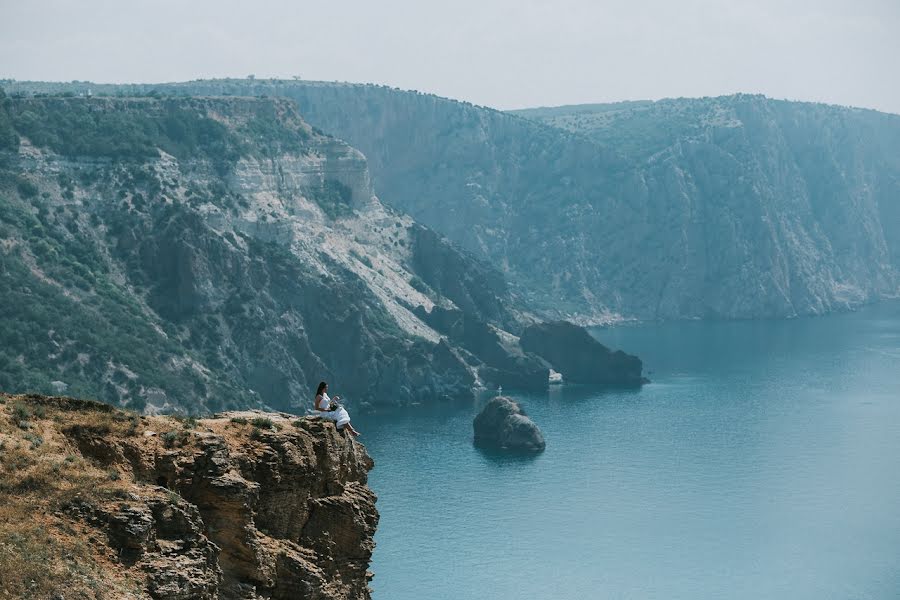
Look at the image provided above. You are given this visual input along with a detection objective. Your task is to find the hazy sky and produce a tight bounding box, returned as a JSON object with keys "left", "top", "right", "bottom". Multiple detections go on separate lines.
{"left": 2, "top": 0, "right": 899, "bottom": 113}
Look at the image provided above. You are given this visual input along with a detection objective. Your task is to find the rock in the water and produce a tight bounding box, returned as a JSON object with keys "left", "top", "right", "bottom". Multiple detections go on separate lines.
{"left": 520, "top": 321, "right": 646, "bottom": 386}
{"left": 473, "top": 397, "right": 545, "bottom": 453}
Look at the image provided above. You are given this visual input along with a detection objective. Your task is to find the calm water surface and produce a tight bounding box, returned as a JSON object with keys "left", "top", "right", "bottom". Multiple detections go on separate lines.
{"left": 361, "top": 303, "right": 900, "bottom": 599}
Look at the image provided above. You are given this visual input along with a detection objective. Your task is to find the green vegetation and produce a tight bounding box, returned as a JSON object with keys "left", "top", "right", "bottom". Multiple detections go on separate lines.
{"left": 15, "top": 176, "right": 37, "bottom": 198}
{"left": 174, "top": 415, "right": 198, "bottom": 429}
{"left": 161, "top": 430, "right": 180, "bottom": 448}
{"left": 250, "top": 417, "right": 274, "bottom": 429}
{"left": 240, "top": 100, "right": 310, "bottom": 153}
{"left": 0, "top": 134, "right": 258, "bottom": 413}
{"left": 3, "top": 96, "right": 242, "bottom": 164}
{"left": 0, "top": 89, "right": 19, "bottom": 151}
{"left": 313, "top": 178, "right": 354, "bottom": 219}
{"left": 0, "top": 90, "right": 427, "bottom": 415}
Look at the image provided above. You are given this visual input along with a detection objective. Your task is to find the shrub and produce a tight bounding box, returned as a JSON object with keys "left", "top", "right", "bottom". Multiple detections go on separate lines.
{"left": 125, "top": 415, "right": 139, "bottom": 435}
{"left": 161, "top": 430, "right": 179, "bottom": 448}
{"left": 230, "top": 416, "right": 248, "bottom": 425}
{"left": 16, "top": 177, "right": 38, "bottom": 198}
{"left": 174, "top": 414, "right": 198, "bottom": 430}
{"left": 11, "top": 402, "right": 31, "bottom": 421}
{"left": 313, "top": 179, "right": 354, "bottom": 219}
{"left": 250, "top": 417, "right": 273, "bottom": 429}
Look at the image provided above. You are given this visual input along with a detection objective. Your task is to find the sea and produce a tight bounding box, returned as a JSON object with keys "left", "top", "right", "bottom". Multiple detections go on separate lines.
{"left": 362, "top": 301, "right": 900, "bottom": 599}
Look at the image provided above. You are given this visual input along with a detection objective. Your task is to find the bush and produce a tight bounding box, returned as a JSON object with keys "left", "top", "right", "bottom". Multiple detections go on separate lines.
{"left": 161, "top": 430, "right": 179, "bottom": 448}
{"left": 12, "top": 403, "right": 31, "bottom": 421}
{"left": 174, "top": 414, "right": 197, "bottom": 430}
{"left": 16, "top": 177, "right": 38, "bottom": 198}
{"left": 313, "top": 179, "right": 354, "bottom": 219}
{"left": 250, "top": 417, "right": 273, "bottom": 429}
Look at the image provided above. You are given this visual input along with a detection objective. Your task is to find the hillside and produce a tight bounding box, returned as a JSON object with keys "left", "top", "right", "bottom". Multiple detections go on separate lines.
{"left": 284, "top": 86, "right": 900, "bottom": 320}
{"left": 0, "top": 90, "right": 644, "bottom": 413}
{"left": 23, "top": 80, "right": 897, "bottom": 320}
{"left": 0, "top": 393, "right": 377, "bottom": 599}
{"left": 0, "top": 92, "right": 501, "bottom": 413}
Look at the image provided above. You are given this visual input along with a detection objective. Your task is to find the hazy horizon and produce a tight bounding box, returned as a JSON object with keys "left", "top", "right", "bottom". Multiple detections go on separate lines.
{"left": 2, "top": 1, "right": 899, "bottom": 114}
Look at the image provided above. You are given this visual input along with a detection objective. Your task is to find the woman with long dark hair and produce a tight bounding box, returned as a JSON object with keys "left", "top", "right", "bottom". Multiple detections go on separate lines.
{"left": 314, "top": 381, "right": 360, "bottom": 436}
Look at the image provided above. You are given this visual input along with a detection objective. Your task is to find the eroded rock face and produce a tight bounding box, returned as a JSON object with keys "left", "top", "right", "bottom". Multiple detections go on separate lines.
{"left": 9, "top": 81, "right": 900, "bottom": 320}
{"left": 16, "top": 395, "right": 380, "bottom": 600}
{"left": 473, "top": 397, "right": 545, "bottom": 453}
{"left": 417, "top": 306, "right": 550, "bottom": 392}
{"left": 0, "top": 94, "right": 492, "bottom": 413}
{"left": 520, "top": 321, "right": 645, "bottom": 386}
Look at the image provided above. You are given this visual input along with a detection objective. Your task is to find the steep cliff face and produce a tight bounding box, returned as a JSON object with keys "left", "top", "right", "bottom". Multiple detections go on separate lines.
{"left": 285, "top": 87, "right": 900, "bottom": 320}
{"left": 515, "top": 96, "right": 900, "bottom": 318}
{"left": 0, "top": 94, "right": 510, "bottom": 412}
{"left": 0, "top": 393, "right": 378, "bottom": 599}
{"left": 6, "top": 81, "right": 900, "bottom": 320}
{"left": 51, "top": 80, "right": 898, "bottom": 320}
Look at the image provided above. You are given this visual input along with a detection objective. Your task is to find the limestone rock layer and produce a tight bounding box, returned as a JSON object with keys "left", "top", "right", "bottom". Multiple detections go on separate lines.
{"left": 0, "top": 394, "right": 379, "bottom": 600}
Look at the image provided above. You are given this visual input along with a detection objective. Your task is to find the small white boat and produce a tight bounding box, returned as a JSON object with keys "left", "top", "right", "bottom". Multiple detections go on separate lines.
{"left": 548, "top": 369, "right": 563, "bottom": 385}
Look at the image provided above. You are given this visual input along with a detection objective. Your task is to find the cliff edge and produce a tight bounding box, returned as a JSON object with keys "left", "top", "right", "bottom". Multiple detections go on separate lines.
{"left": 0, "top": 393, "right": 378, "bottom": 599}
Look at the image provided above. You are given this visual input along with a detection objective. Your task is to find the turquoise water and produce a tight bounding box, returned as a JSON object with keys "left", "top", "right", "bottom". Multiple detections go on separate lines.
{"left": 362, "top": 302, "right": 900, "bottom": 599}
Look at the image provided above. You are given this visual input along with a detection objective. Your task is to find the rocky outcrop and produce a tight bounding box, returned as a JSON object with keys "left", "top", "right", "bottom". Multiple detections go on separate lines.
{"left": 408, "top": 225, "right": 515, "bottom": 328}
{"left": 473, "top": 396, "right": 545, "bottom": 453}
{"left": 417, "top": 306, "right": 549, "bottom": 392}
{"left": 520, "top": 321, "right": 645, "bottom": 386}
{"left": 0, "top": 393, "right": 378, "bottom": 600}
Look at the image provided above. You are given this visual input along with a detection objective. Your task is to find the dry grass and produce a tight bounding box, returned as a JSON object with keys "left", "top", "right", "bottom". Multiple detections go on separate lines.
{"left": 0, "top": 504, "right": 102, "bottom": 599}
{"left": 0, "top": 395, "right": 321, "bottom": 599}
{"left": 0, "top": 394, "right": 147, "bottom": 599}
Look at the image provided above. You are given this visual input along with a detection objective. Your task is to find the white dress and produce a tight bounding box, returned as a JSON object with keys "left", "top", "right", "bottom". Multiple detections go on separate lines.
{"left": 317, "top": 392, "right": 351, "bottom": 428}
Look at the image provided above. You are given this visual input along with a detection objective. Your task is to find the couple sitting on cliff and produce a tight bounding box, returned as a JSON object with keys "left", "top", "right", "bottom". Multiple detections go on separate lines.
{"left": 314, "top": 381, "right": 361, "bottom": 437}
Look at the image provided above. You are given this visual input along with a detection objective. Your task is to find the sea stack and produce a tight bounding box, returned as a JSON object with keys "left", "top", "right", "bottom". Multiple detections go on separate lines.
{"left": 473, "top": 396, "right": 545, "bottom": 453}
{"left": 520, "top": 321, "right": 647, "bottom": 386}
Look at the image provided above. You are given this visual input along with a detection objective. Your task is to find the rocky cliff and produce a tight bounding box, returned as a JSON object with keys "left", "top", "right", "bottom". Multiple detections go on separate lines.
{"left": 40, "top": 80, "right": 897, "bottom": 321}
{"left": 513, "top": 96, "right": 900, "bottom": 318}
{"left": 0, "top": 393, "right": 378, "bottom": 599}
{"left": 0, "top": 92, "right": 537, "bottom": 413}
{"left": 284, "top": 87, "right": 900, "bottom": 321}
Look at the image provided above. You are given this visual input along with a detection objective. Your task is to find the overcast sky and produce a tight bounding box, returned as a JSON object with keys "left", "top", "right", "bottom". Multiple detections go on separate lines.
{"left": 2, "top": 0, "right": 898, "bottom": 113}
